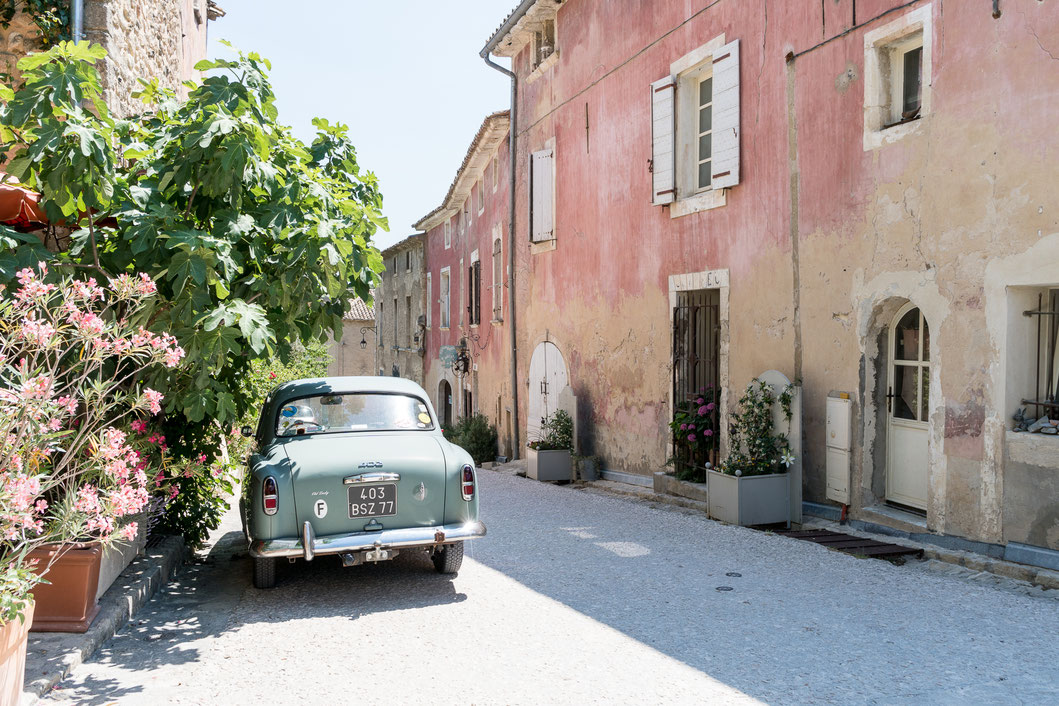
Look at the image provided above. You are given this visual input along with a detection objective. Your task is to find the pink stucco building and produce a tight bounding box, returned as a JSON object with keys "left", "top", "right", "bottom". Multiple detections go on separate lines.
{"left": 468, "top": 0, "right": 1059, "bottom": 568}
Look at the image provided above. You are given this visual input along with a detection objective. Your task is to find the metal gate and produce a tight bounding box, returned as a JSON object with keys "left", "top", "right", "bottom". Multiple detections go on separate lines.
{"left": 672, "top": 289, "right": 720, "bottom": 480}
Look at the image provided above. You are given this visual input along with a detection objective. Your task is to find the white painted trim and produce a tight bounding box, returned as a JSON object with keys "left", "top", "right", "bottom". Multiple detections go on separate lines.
{"left": 526, "top": 49, "right": 559, "bottom": 84}
{"left": 670, "top": 34, "right": 726, "bottom": 78}
{"left": 863, "top": 4, "right": 932, "bottom": 151}
{"left": 670, "top": 188, "right": 727, "bottom": 218}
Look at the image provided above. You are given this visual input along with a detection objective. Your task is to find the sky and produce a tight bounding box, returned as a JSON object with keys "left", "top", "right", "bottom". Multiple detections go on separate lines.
{"left": 206, "top": 1, "right": 514, "bottom": 251}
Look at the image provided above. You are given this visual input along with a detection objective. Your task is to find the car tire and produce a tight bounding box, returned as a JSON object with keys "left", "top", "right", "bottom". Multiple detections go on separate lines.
{"left": 253, "top": 556, "right": 276, "bottom": 589}
{"left": 432, "top": 541, "right": 464, "bottom": 574}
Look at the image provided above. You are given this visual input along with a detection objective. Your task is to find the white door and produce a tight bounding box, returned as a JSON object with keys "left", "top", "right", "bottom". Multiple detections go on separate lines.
{"left": 527, "top": 342, "right": 568, "bottom": 444}
{"left": 886, "top": 304, "right": 930, "bottom": 510}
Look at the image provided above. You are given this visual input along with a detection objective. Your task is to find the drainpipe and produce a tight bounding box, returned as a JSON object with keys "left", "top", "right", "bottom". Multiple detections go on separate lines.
{"left": 480, "top": 49, "right": 520, "bottom": 460}
{"left": 71, "top": 0, "right": 84, "bottom": 42}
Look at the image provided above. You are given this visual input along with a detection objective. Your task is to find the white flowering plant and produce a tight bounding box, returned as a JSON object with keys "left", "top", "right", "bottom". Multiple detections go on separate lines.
{"left": 720, "top": 379, "right": 797, "bottom": 477}
{"left": 0, "top": 264, "right": 187, "bottom": 623}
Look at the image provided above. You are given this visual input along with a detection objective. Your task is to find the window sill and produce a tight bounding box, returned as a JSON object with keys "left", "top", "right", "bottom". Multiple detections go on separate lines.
{"left": 439, "top": 326, "right": 450, "bottom": 331}
{"left": 491, "top": 318, "right": 503, "bottom": 326}
{"left": 669, "top": 189, "right": 726, "bottom": 219}
{"left": 530, "top": 238, "right": 557, "bottom": 255}
{"left": 526, "top": 50, "right": 559, "bottom": 85}
{"left": 863, "top": 114, "right": 925, "bottom": 151}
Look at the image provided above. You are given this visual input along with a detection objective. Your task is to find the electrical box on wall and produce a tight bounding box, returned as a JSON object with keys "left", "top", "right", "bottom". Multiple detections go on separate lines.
{"left": 825, "top": 396, "right": 851, "bottom": 504}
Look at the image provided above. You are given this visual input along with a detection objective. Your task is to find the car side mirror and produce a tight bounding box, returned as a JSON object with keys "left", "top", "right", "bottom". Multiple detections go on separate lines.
{"left": 241, "top": 426, "right": 254, "bottom": 438}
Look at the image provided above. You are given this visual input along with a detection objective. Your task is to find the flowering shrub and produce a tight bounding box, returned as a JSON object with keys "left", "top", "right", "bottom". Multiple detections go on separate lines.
{"left": 720, "top": 379, "right": 797, "bottom": 478}
{"left": 527, "top": 409, "right": 574, "bottom": 451}
{"left": 0, "top": 265, "right": 185, "bottom": 623}
{"left": 668, "top": 386, "right": 718, "bottom": 481}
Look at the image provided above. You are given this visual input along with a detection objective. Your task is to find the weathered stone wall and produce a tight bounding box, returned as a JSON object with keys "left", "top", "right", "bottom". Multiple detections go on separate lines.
{"left": 327, "top": 319, "right": 377, "bottom": 378}
{"left": 0, "top": 8, "right": 39, "bottom": 83}
{"left": 84, "top": 0, "right": 208, "bottom": 117}
{"left": 378, "top": 237, "right": 426, "bottom": 386}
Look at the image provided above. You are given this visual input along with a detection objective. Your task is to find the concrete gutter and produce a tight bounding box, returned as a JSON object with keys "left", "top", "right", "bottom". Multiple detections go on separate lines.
{"left": 21, "top": 536, "right": 186, "bottom": 705}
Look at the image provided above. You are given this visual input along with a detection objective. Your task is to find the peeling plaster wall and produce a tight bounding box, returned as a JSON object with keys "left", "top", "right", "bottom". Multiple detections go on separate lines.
{"left": 510, "top": 0, "right": 797, "bottom": 477}
{"left": 497, "top": 0, "right": 1059, "bottom": 552}
{"left": 423, "top": 137, "right": 513, "bottom": 455}
{"left": 792, "top": 0, "right": 1059, "bottom": 548}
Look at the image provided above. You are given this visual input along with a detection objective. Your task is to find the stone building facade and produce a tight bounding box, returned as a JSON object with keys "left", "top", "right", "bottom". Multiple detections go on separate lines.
{"left": 416, "top": 112, "right": 513, "bottom": 449}
{"left": 326, "top": 298, "right": 376, "bottom": 378}
{"left": 0, "top": 1, "right": 223, "bottom": 117}
{"left": 477, "top": 0, "right": 1059, "bottom": 568}
{"left": 376, "top": 235, "right": 426, "bottom": 385}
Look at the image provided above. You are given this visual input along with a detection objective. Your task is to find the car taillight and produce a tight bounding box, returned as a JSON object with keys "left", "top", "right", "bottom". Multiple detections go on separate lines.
{"left": 461, "top": 464, "right": 475, "bottom": 501}
{"left": 263, "top": 476, "right": 278, "bottom": 515}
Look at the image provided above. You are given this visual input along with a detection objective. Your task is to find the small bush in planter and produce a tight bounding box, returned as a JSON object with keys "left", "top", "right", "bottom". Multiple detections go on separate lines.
{"left": 667, "top": 386, "right": 718, "bottom": 482}
{"left": 442, "top": 414, "right": 498, "bottom": 465}
{"left": 527, "top": 409, "right": 573, "bottom": 451}
{"left": 720, "top": 379, "right": 797, "bottom": 477}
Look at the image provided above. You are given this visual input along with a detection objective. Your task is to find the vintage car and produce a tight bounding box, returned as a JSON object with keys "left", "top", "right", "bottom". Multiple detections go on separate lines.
{"left": 240, "top": 376, "right": 486, "bottom": 588}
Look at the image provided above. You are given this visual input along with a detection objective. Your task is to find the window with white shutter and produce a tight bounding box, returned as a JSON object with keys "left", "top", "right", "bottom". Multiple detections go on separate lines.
{"left": 426, "top": 273, "right": 432, "bottom": 329}
{"left": 653, "top": 36, "right": 740, "bottom": 216}
{"left": 529, "top": 148, "right": 555, "bottom": 242}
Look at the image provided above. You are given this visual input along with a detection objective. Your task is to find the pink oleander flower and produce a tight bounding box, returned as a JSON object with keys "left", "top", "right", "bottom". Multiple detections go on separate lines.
{"left": 34, "top": 499, "right": 47, "bottom": 513}
{"left": 136, "top": 273, "right": 157, "bottom": 296}
{"left": 130, "top": 420, "right": 148, "bottom": 434}
{"left": 163, "top": 347, "right": 184, "bottom": 368}
{"left": 56, "top": 395, "right": 78, "bottom": 415}
{"left": 21, "top": 374, "right": 53, "bottom": 400}
{"left": 20, "top": 316, "right": 57, "bottom": 347}
{"left": 118, "top": 522, "right": 138, "bottom": 541}
{"left": 74, "top": 484, "right": 102, "bottom": 514}
{"left": 143, "top": 388, "right": 163, "bottom": 415}
{"left": 197, "top": 453, "right": 207, "bottom": 464}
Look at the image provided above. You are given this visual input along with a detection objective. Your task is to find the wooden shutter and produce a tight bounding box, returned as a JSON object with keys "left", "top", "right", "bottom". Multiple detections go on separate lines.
{"left": 651, "top": 76, "right": 676, "bottom": 205}
{"left": 473, "top": 261, "right": 481, "bottom": 325}
{"left": 530, "top": 148, "right": 554, "bottom": 242}
{"left": 711, "top": 39, "right": 740, "bottom": 189}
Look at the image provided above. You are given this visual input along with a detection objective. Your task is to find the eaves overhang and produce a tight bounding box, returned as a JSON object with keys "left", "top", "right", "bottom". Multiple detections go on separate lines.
{"left": 481, "top": 0, "right": 563, "bottom": 59}
{"left": 413, "top": 111, "right": 511, "bottom": 233}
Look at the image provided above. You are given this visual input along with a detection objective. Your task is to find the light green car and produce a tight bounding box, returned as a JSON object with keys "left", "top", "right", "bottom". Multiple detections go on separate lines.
{"left": 240, "top": 377, "right": 486, "bottom": 589}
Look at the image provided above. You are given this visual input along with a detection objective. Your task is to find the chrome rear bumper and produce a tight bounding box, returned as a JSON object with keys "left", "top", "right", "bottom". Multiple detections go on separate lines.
{"left": 249, "top": 521, "right": 487, "bottom": 560}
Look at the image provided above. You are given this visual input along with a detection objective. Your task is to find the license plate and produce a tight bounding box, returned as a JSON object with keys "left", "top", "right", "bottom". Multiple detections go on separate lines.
{"left": 347, "top": 483, "right": 397, "bottom": 518}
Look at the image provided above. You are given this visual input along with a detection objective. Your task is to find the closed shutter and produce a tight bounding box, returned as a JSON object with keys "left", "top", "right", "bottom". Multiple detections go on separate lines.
{"left": 711, "top": 39, "right": 740, "bottom": 189}
{"left": 426, "top": 273, "right": 431, "bottom": 328}
{"left": 530, "top": 148, "right": 554, "bottom": 242}
{"left": 651, "top": 76, "right": 676, "bottom": 205}
{"left": 473, "top": 261, "right": 481, "bottom": 325}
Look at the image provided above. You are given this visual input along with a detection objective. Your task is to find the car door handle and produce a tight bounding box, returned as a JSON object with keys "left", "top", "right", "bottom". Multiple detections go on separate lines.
{"left": 344, "top": 472, "right": 401, "bottom": 484}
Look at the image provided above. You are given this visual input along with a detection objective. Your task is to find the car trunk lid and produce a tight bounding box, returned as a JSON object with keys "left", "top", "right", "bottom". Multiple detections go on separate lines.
{"left": 282, "top": 433, "right": 448, "bottom": 536}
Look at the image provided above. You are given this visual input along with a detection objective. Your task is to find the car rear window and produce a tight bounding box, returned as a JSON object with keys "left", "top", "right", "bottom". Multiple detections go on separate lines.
{"left": 276, "top": 393, "right": 435, "bottom": 437}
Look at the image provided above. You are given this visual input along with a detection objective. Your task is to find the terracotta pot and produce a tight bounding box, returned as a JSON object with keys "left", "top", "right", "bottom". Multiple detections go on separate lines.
{"left": 0, "top": 600, "right": 33, "bottom": 706}
{"left": 27, "top": 544, "right": 102, "bottom": 633}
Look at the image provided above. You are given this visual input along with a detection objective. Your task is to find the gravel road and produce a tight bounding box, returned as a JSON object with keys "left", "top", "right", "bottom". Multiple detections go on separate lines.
{"left": 44, "top": 470, "right": 1059, "bottom": 705}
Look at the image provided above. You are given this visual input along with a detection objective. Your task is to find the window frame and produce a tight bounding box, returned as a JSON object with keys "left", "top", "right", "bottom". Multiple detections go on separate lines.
{"left": 492, "top": 228, "right": 503, "bottom": 322}
{"left": 439, "top": 267, "right": 451, "bottom": 329}
{"left": 863, "top": 4, "right": 932, "bottom": 150}
{"left": 444, "top": 220, "right": 451, "bottom": 249}
{"left": 426, "top": 272, "right": 432, "bottom": 329}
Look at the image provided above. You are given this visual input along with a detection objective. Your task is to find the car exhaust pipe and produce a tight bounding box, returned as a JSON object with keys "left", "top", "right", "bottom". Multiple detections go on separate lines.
{"left": 302, "top": 521, "right": 316, "bottom": 562}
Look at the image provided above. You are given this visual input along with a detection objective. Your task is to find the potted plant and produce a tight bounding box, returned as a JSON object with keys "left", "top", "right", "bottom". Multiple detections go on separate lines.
{"left": 708, "top": 378, "right": 798, "bottom": 526}
{"left": 0, "top": 265, "right": 189, "bottom": 639}
{"left": 526, "top": 409, "right": 573, "bottom": 481}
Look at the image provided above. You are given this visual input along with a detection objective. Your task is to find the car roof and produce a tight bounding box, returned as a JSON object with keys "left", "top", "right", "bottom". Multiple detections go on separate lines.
{"left": 271, "top": 376, "right": 430, "bottom": 403}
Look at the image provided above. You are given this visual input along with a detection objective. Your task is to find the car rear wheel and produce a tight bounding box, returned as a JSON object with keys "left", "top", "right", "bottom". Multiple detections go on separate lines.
{"left": 253, "top": 556, "right": 276, "bottom": 589}
{"left": 432, "top": 542, "right": 464, "bottom": 574}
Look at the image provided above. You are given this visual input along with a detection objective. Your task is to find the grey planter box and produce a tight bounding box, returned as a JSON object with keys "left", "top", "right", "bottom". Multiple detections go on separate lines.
{"left": 653, "top": 472, "right": 709, "bottom": 503}
{"left": 527, "top": 447, "right": 572, "bottom": 482}
{"left": 707, "top": 470, "right": 790, "bottom": 527}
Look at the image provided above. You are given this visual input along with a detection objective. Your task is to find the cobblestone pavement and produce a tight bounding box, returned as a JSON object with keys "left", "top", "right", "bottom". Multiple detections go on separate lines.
{"left": 44, "top": 470, "right": 1059, "bottom": 705}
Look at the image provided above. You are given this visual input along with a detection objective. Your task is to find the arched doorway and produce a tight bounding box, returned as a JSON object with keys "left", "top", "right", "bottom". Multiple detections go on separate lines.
{"left": 885, "top": 303, "right": 930, "bottom": 511}
{"left": 527, "top": 341, "right": 569, "bottom": 444}
{"left": 438, "top": 379, "right": 453, "bottom": 429}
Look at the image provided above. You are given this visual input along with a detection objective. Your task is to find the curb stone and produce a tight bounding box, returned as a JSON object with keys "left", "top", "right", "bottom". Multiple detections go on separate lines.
{"left": 21, "top": 535, "right": 185, "bottom": 705}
